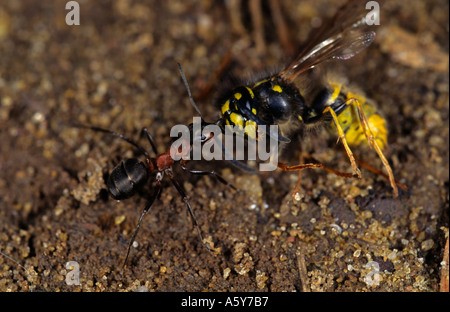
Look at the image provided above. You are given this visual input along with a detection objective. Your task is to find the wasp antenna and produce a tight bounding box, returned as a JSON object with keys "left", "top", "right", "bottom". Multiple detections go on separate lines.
{"left": 177, "top": 62, "right": 204, "bottom": 121}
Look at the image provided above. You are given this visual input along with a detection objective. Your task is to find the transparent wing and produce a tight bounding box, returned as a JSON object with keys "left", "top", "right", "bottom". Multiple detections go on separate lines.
{"left": 278, "top": 0, "right": 381, "bottom": 82}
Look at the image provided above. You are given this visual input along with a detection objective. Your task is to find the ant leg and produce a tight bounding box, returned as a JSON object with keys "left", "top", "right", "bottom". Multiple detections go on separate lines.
{"left": 121, "top": 184, "right": 162, "bottom": 278}
{"left": 76, "top": 125, "right": 151, "bottom": 159}
{"left": 219, "top": 134, "right": 259, "bottom": 174}
{"left": 322, "top": 106, "right": 362, "bottom": 179}
{"left": 229, "top": 159, "right": 258, "bottom": 174}
{"left": 141, "top": 128, "right": 159, "bottom": 156}
{"left": 168, "top": 173, "right": 209, "bottom": 251}
{"left": 180, "top": 161, "right": 238, "bottom": 191}
{"left": 345, "top": 98, "right": 399, "bottom": 197}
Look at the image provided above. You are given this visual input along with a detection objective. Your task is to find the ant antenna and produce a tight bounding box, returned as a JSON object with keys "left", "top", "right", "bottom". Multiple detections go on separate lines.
{"left": 177, "top": 62, "right": 204, "bottom": 121}
{"left": 76, "top": 125, "right": 152, "bottom": 159}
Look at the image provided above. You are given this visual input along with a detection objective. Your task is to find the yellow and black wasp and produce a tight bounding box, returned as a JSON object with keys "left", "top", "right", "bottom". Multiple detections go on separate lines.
{"left": 216, "top": 0, "right": 406, "bottom": 197}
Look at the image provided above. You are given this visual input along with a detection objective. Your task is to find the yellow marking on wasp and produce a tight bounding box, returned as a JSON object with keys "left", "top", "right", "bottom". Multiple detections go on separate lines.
{"left": 234, "top": 92, "right": 242, "bottom": 100}
{"left": 346, "top": 91, "right": 366, "bottom": 105}
{"left": 252, "top": 108, "right": 257, "bottom": 115}
{"left": 253, "top": 79, "right": 268, "bottom": 88}
{"left": 221, "top": 100, "right": 230, "bottom": 115}
{"left": 328, "top": 83, "right": 342, "bottom": 105}
{"left": 337, "top": 95, "right": 386, "bottom": 149}
{"left": 322, "top": 105, "right": 362, "bottom": 178}
{"left": 245, "top": 86, "right": 255, "bottom": 99}
{"left": 344, "top": 123, "right": 365, "bottom": 147}
{"left": 230, "top": 112, "right": 244, "bottom": 130}
{"left": 272, "top": 85, "right": 282, "bottom": 93}
{"left": 244, "top": 120, "right": 257, "bottom": 139}
{"left": 367, "top": 113, "right": 387, "bottom": 150}
{"left": 335, "top": 95, "right": 398, "bottom": 197}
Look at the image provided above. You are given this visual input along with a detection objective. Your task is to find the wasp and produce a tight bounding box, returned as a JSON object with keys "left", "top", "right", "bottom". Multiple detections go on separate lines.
{"left": 216, "top": 0, "right": 405, "bottom": 197}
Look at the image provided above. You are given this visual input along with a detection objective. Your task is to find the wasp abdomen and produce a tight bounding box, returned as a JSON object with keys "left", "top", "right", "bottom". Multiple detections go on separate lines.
{"left": 107, "top": 158, "right": 149, "bottom": 200}
{"left": 311, "top": 83, "right": 388, "bottom": 150}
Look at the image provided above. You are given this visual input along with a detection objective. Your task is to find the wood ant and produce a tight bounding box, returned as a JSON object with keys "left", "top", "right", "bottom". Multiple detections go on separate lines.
{"left": 78, "top": 64, "right": 236, "bottom": 276}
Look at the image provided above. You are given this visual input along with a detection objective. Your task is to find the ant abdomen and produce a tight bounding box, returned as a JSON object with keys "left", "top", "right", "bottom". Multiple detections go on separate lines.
{"left": 107, "top": 158, "right": 149, "bottom": 200}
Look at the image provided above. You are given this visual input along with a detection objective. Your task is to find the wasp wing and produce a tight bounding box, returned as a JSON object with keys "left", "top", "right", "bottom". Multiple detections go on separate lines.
{"left": 278, "top": 0, "right": 381, "bottom": 82}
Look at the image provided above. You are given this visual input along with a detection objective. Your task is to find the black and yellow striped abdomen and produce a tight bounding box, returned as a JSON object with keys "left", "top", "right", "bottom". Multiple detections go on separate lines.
{"left": 311, "top": 82, "right": 388, "bottom": 150}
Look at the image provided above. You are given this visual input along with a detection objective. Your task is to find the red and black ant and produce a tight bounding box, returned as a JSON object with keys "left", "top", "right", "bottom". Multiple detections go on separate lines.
{"left": 78, "top": 64, "right": 236, "bottom": 275}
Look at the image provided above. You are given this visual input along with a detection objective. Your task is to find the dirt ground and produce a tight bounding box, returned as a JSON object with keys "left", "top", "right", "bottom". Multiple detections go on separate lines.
{"left": 0, "top": 0, "right": 448, "bottom": 292}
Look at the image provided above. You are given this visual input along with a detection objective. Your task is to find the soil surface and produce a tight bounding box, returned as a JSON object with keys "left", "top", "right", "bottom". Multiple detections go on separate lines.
{"left": 0, "top": 0, "right": 448, "bottom": 292}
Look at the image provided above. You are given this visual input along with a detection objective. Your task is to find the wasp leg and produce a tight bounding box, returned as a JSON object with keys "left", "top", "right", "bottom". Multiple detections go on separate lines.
{"left": 279, "top": 160, "right": 358, "bottom": 198}
{"left": 278, "top": 161, "right": 356, "bottom": 178}
{"left": 344, "top": 98, "right": 399, "bottom": 197}
{"left": 355, "top": 156, "right": 407, "bottom": 192}
{"left": 284, "top": 149, "right": 364, "bottom": 198}
{"left": 121, "top": 184, "right": 162, "bottom": 279}
{"left": 322, "top": 106, "right": 362, "bottom": 179}
{"left": 285, "top": 153, "right": 361, "bottom": 197}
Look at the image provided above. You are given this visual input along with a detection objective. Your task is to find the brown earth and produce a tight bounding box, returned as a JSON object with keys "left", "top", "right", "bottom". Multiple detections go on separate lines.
{"left": 0, "top": 0, "right": 448, "bottom": 291}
